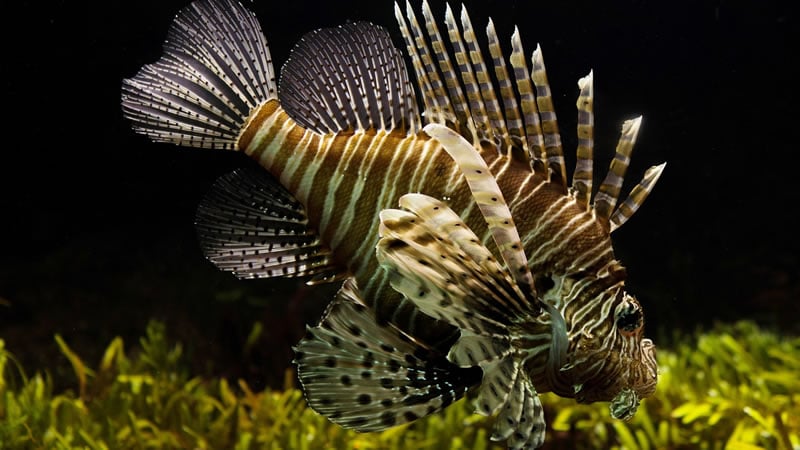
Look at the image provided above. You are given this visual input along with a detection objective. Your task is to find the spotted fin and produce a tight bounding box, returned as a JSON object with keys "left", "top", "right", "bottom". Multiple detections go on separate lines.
{"left": 121, "top": 0, "right": 276, "bottom": 150}
{"left": 195, "top": 168, "right": 344, "bottom": 283}
{"left": 377, "top": 194, "right": 548, "bottom": 448}
{"left": 279, "top": 21, "right": 420, "bottom": 135}
{"left": 294, "top": 278, "right": 482, "bottom": 431}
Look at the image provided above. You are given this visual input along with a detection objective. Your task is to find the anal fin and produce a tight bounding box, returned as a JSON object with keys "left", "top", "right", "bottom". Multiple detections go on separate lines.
{"left": 195, "top": 167, "right": 344, "bottom": 283}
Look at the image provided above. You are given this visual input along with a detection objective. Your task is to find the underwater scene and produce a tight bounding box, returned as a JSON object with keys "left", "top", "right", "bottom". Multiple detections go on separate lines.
{"left": 1, "top": 0, "right": 797, "bottom": 449}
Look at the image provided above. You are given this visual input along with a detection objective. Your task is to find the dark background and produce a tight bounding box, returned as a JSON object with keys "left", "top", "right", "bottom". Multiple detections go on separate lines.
{"left": 1, "top": 1, "right": 796, "bottom": 389}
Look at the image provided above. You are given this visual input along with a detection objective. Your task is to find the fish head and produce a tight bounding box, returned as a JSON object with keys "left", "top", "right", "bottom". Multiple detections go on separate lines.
{"left": 559, "top": 287, "right": 657, "bottom": 420}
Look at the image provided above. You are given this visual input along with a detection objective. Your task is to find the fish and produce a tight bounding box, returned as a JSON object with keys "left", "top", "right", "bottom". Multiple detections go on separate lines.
{"left": 121, "top": 0, "right": 664, "bottom": 448}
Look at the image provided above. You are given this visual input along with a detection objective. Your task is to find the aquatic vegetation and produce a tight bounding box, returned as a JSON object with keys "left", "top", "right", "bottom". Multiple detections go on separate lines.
{"left": 0, "top": 320, "right": 797, "bottom": 449}
{"left": 543, "top": 320, "right": 800, "bottom": 450}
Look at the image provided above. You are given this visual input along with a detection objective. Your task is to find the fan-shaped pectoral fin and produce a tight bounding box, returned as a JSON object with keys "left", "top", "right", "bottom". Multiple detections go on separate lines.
{"left": 500, "top": 373, "right": 546, "bottom": 449}
{"left": 462, "top": 349, "right": 547, "bottom": 449}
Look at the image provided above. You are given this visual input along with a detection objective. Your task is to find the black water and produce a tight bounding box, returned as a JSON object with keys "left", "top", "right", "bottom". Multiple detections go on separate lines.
{"left": 1, "top": 0, "right": 796, "bottom": 389}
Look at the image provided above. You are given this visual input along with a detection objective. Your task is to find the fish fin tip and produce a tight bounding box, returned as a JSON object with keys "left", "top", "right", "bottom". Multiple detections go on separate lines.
{"left": 595, "top": 113, "right": 657, "bottom": 228}
{"left": 121, "top": 0, "right": 277, "bottom": 149}
{"left": 378, "top": 192, "right": 539, "bottom": 336}
{"left": 609, "top": 161, "right": 666, "bottom": 232}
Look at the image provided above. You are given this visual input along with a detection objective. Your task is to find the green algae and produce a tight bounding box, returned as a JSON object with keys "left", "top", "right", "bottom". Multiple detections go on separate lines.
{"left": 1, "top": 320, "right": 798, "bottom": 449}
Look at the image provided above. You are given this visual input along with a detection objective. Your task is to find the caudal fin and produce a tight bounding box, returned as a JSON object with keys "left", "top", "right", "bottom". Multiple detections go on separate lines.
{"left": 121, "top": 0, "right": 277, "bottom": 150}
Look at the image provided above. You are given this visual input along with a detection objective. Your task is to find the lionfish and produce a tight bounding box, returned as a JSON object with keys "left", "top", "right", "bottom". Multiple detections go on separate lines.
{"left": 122, "top": 0, "right": 664, "bottom": 447}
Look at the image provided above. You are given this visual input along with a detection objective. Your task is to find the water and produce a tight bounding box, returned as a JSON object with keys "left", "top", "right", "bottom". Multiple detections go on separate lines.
{"left": 0, "top": 1, "right": 796, "bottom": 448}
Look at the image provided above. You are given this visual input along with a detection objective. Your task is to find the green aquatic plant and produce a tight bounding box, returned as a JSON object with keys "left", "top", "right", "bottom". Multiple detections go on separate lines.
{"left": 542, "top": 320, "right": 800, "bottom": 450}
{"left": 0, "top": 320, "right": 797, "bottom": 449}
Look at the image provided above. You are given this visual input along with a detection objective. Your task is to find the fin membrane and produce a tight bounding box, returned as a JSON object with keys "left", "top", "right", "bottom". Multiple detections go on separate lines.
{"left": 377, "top": 194, "right": 539, "bottom": 338}
{"left": 294, "top": 278, "right": 482, "bottom": 432}
{"left": 121, "top": 0, "right": 277, "bottom": 149}
{"left": 397, "top": 1, "right": 666, "bottom": 230}
{"left": 195, "top": 167, "right": 343, "bottom": 282}
{"left": 377, "top": 193, "right": 548, "bottom": 448}
{"left": 279, "top": 22, "right": 420, "bottom": 135}
{"left": 395, "top": 0, "right": 563, "bottom": 176}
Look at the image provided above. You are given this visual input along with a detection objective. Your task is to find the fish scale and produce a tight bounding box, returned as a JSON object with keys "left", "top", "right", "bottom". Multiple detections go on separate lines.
{"left": 122, "top": 0, "right": 664, "bottom": 447}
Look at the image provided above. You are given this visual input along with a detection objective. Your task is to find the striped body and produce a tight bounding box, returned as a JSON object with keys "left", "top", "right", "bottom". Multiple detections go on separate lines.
{"left": 238, "top": 98, "right": 616, "bottom": 374}
{"left": 121, "top": 1, "right": 663, "bottom": 447}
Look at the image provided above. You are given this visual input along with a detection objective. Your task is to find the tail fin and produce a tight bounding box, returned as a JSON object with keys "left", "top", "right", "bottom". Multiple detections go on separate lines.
{"left": 121, "top": 0, "right": 276, "bottom": 150}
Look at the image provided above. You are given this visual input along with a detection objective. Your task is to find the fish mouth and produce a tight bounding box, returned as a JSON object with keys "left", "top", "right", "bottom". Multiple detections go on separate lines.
{"left": 605, "top": 340, "right": 658, "bottom": 418}
{"left": 565, "top": 336, "right": 658, "bottom": 406}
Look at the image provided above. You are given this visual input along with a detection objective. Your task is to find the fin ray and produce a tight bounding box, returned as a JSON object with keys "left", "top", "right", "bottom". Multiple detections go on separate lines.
{"left": 377, "top": 206, "right": 526, "bottom": 335}
{"left": 279, "top": 22, "right": 420, "bottom": 135}
{"left": 504, "top": 376, "right": 546, "bottom": 449}
{"left": 460, "top": 8, "right": 508, "bottom": 150}
{"left": 378, "top": 193, "right": 543, "bottom": 332}
{"left": 572, "top": 71, "right": 595, "bottom": 209}
{"left": 420, "top": 0, "right": 473, "bottom": 136}
{"left": 447, "top": 331, "right": 511, "bottom": 368}
{"left": 487, "top": 20, "right": 523, "bottom": 156}
{"left": 378, "top": 192, "right": 549, "bottom": 448}
{"left": 609, "top": 163, "right": 666, "bottom": 232}
{"left": 400, "top": 1, "right": 454, "bottom": 125}
{"left": 121, "top": 0, "right": 275, "bottom": 149}
{"left": 472, "top": 356, "right": 518, "bottom": 416}
{"left": 594, "top": 116, "right": 642, "bottom": 222}
{"left": 294, "top": 278, "right": 481, "bottom": 432}
{"left": 444, "top": 4, "right": 491, "bottom": 144}
{"left": 509, "top": 30, "right": 546, "bottom": 173}
{"left": 195, "top": 168, "right": 343, "bottom": 281}
{"left": 423, "top": 124, "right": 537, "bottom": 296}
{"left": 531, "top": 45, "right": 567, "bottom": 187}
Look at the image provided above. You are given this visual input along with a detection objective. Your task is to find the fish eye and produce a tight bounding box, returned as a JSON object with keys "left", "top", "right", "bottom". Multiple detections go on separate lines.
{"left": 615, "top": 296, "right": 643, "bottom": 336}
